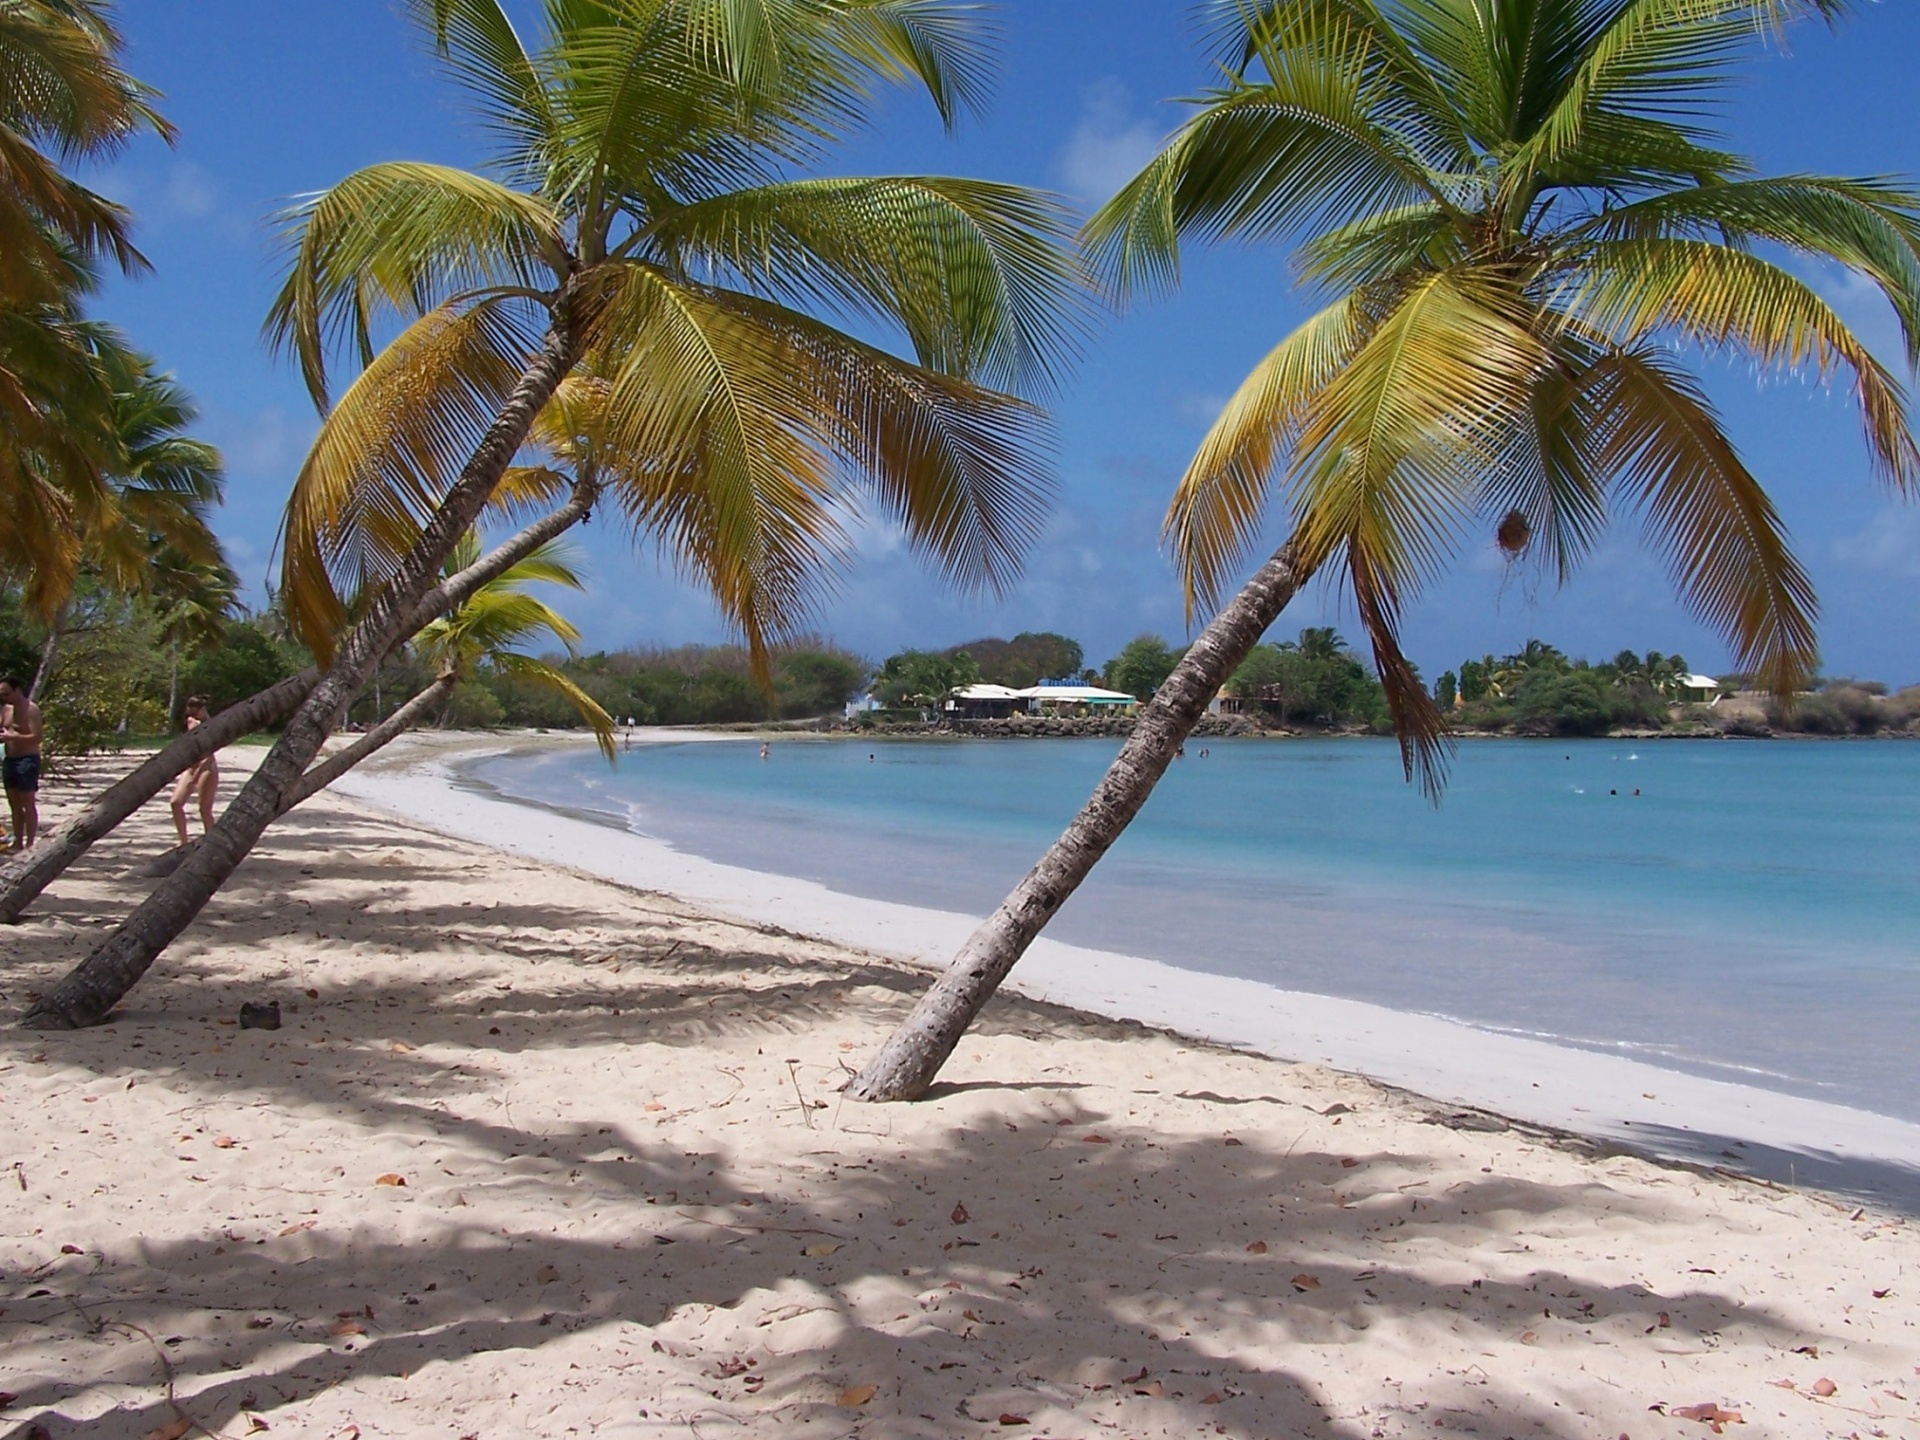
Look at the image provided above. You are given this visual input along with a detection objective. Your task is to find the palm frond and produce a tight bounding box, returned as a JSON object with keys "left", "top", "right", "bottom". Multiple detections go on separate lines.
{"left": 1199, "top": 0, "right": 1474, "bottom": 167}
{"left": 264, "top": 162, "right": 563, "bottom": 406}
{"left": 1479, "top": 335, "right": 1612, "bottom": 582}
{"left": 407, "top": 0, "right": 557, "bottom": 182}
{"left": 279, "top": 297, "right": 547, "bottom": 657}
{"left": 1574, "top": 174, "right": 1920, "bottom": 366}
{"left": 1565, "top": 237, "right": 1920, "bottom": 490}
{"left": 1518, "top": 0, "right": 1851, "bottom": 176}
{"left": 584, "top": 265, "right": 1052, "bottom": 668}
{"left": 1082, "top": 25, "right": 1455, "bottom": 303}
{"left": 1589, "top": 347, "right": 1819, "bottom": 695}
{"left": 1165, "top": 293, "right": 1364, "bottom": 617}
{"left": 643, "top": 174, "right": 1087, "bottom": 393}
{"left": 490, "top": 650, "right": 616, "bottom": 757}
{"left": 1288, "top": 271, "right": 1553, "bottom": 582}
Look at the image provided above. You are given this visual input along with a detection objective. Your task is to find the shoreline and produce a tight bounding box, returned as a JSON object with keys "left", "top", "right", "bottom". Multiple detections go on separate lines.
{"left": 340, "top": 732, "right": 1920, "bottom": 1213}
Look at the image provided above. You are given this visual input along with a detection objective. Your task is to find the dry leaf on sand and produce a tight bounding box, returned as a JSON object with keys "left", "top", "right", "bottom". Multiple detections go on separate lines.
{"left": 1671, "top": 1402, "right": 1744, "bottom": 1432}
{"left": 950, "top": 1203, "right": 970, "bottom": 1225}
{"left": 802, "top": 1241, "right": 842, "bottom": 1257}
{"left": 1290, "top": 1273, "right": 1321, "bottom": 1291}
{"left": 1811, "top": 1378, "right": 1837, "bottom": 1397}
{"left": 1246, "top": 1240, "right": 1268, "bottom": 1254}
{"left": 329, "top": 1318, "right": 366, "bottom": 1337}
{"left": 837, "top": 1384, "right": 877, "bottom": 1408}
{"left": 374, "top": 1174, "right": 406, "bottom": 1187}
{"left": 142, "top": 1420, "right": 192, "bottom": 1440}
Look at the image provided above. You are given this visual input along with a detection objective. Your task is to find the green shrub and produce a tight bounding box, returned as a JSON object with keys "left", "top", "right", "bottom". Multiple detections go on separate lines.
{"left": 182, "top": 621, "right": 301, "bottom": 712}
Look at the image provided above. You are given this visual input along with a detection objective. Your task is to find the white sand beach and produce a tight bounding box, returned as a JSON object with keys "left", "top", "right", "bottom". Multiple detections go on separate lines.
{"left": 4, "top": 738, "right": 1918, "bottom": 1439}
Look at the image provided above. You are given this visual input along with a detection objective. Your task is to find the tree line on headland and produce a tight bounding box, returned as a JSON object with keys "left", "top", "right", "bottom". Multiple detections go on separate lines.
{"left": 23, "top": 588, "right": 1920, "bottom": 747}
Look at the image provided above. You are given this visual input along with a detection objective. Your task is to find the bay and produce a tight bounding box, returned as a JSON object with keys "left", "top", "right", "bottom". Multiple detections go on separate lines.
{"left": 464, "top": 736, "right": 1920, "bottom": 1121}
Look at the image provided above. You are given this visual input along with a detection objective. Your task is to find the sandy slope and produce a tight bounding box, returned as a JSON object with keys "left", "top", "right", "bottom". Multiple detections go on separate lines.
{"left": 2, "top": 748, "right": 1917, "bottom": 1440}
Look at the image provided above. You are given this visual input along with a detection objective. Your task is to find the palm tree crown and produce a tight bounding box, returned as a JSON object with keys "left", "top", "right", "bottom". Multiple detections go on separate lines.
{"left": 1088, "top": 0, "right": 1920, "bottom": 788}
{"left": 272, "top": 0, "right": 1085, "bottom": 663}
{"left": 414, "top": 529, "right": 616, "bottom": 755}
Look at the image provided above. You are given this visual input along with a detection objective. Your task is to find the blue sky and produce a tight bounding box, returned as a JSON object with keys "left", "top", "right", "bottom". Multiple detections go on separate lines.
{"left": 87, "top": 1, "right": 1920, "bottom": 681}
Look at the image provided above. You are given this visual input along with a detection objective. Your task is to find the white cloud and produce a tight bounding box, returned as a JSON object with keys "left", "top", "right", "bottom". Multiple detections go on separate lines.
{"left": 162, "top": 161, "right": 217, "bottom": 219}
{"left": 1834, "top": 504, "right": 1920, "bottom": 577}
{"left": 1176, "top": 391, "right": 1230, "bottom": 425}
{"left": 213, "top": 406, "right": 316, "bottom": 479}
{"left": 1056, "top": 80, "right": 1164, "bottom": 203}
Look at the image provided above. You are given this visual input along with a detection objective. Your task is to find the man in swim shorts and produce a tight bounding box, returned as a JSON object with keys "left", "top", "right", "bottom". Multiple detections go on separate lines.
{"left": 0, "top": 676, "right": 43, "bottom": 850}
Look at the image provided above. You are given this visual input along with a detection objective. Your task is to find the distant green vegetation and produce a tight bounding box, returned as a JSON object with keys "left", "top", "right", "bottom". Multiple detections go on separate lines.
{"left": 22, "top": 586, "right": 1920, "bottom": 748}
{"left": 470, "top": 643, "right": 869, "bottom": 730}
{"left": 1437, "top": 643, "right": 1680, "bottom": 736}
{"left": 940, "top": 632, "right": 1086, "bottom": 689}
{"left": 1227, "top": 627, "right": 1390, "bottom": 729}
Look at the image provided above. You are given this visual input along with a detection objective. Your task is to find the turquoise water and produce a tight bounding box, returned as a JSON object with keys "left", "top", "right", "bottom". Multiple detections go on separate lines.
{"left": 467, "top": 737, "right": 1920, "bottom": 1121}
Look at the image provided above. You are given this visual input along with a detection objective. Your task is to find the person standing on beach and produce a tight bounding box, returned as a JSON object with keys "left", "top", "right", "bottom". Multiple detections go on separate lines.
{"left": 0, "top": 677, "right": 43, "bottom": 850}
{"left": 169, "top": 696, "right": 219, "bottom": 847}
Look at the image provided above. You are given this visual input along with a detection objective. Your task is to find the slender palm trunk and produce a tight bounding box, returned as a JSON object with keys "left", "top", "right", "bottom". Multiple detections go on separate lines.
{"left": 0, "top": 667, "right": 317, "bottom": 926}
{"left": 166, "top": 645, "right": 180, "bottom": 728}
{"left": 848, "top": 538, "right": 1311, "bottom": 1102}
{"left": 283, "top": 672, "right": 455, "bottom": 810}
{"left": 21, "top": 318, "right": 583, "bottom": 1030}
{"left": 30, "top": 606, "right": 69, "bottom": 701}
{"left": 0, "top": 473, "right": 600, "bottom": 927}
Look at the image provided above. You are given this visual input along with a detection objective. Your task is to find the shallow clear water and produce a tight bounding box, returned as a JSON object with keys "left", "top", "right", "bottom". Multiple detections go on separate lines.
{"left": 466, "top": 737, "right": 1920, "bottom": 1121}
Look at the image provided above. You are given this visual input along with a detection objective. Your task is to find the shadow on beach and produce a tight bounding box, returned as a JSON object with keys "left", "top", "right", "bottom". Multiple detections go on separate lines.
{"left": 2, "top": 784, "right": 1914, "bottom": 1438}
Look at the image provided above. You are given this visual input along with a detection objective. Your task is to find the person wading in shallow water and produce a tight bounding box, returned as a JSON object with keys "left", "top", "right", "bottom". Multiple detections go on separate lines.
{"left": 170, "top": 695, "right": 219, "bottom": 847}
{"left": 0, "top": 676, "right": 43, "bottom": 850}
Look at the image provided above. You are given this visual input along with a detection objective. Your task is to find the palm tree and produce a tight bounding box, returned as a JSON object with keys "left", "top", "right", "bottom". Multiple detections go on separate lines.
{"left": 414, "top": 532, "right": 612, "bottom": 745}
{"left": 848, "top": 0, "right": 1920, "bottom": 1101}
{"left": 152, "top": 555, "right": 240, "bottom": 724}
{"left": 29, "top": 340, "right": 229, "bottom": 698}
{"left": 24, "top": 0, "right": 1079, "bottom": 1029}
{"left": 4, "top": 330, "right": 227, "bottom": 700}
{"left": 1, "top": 2, "right": 170, "bottom": 614}
{"left": 0, "top": 0, "right": 165, "bottom": 306}
{"left": 287, "top": 531, "right": 611, "bottom": 808}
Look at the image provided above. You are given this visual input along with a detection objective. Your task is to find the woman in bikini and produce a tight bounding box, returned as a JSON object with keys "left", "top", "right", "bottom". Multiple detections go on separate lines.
{"left": 170, "top": 695, "right": 219, "bottom": 846}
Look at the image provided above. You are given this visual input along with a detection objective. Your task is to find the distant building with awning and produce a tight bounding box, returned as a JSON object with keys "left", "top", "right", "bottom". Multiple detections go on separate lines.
{"left": 1678, "top": 674, "right": 1725, "bottom": 703}
{"left": 1015, "top": 682, "right": 1139, "bottom": 714}
{"left": 944, "top": 681, "right": 1141, "bottom": 718}
{"left": 945, "top": 683, "right": 1026, "bottom": 719}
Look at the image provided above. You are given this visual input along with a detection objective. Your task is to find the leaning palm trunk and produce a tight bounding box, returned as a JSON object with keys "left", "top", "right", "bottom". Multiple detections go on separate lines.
{"left": 0, "top": 474, "right": 599, "bottom": 928}
{"left": 849, "top": 539, "right": 1311, "bottom": 1102}
{"left": 283, "top": 671, "right": 457, "bottom": 811}
{"left": 21, "top": 320, "right": 581, "bottom": 1029}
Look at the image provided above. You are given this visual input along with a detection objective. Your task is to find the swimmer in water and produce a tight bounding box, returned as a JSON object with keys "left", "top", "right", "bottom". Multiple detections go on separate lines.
{"left": 760, "top": 741, "right": 770, "bottom": 761}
